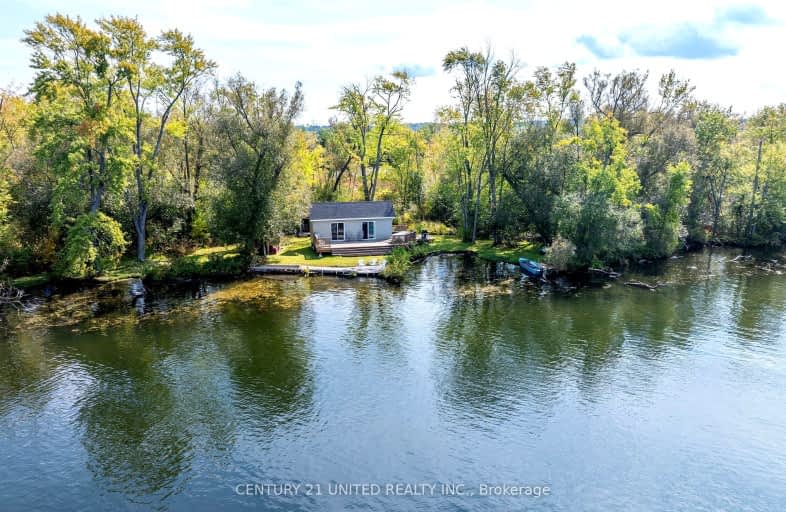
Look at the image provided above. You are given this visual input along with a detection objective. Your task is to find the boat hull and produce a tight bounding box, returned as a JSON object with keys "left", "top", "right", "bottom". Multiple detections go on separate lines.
{"left": 519, "top": 258, "right": 544, "bottom": 277}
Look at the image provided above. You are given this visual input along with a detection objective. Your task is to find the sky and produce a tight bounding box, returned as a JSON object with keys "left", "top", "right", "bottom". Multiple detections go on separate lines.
{"left": 1, "top": 0, "right": 784, "bottom": 124}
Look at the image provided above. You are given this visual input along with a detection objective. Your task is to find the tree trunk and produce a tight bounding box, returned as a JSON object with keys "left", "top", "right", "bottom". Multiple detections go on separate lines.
{"left": 369, "top": 127, "right": 386, "bottom": 201}
{"left": 472, "top": 170, "right": 483, "bottom": 243}
{"left": 360, "top": 162, "right": 371, "bottom": 201}
{"left": 332, "top": 156, "right": 352, "bottom": 193}
{"left": 89, "top": 183, "right": 104, "bottom": 214}
{"left": 746, "top": 139, "right": 763, "bottom": 241}
{"left": 134, "top": 202, "right": 148, "bottom": 262}
{"left": 488, "top": 157, "right": 499, "bottom": 245}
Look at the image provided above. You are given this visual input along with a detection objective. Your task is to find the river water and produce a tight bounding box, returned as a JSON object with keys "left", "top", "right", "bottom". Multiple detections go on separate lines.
{"left": 1, "top": 250, "right": 785, "bottom": 511}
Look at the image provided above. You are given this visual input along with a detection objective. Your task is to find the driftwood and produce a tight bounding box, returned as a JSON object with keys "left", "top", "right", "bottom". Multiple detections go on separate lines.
{"left": 589, "top": 267, "right": 621, "bottom": 279}
{"left": 0, "top": 259, "right": 24, "bottom": 307}
{"left": 625, "top": 280, "right": 658, "bottom": 291}
{"left": 0, "top": 281, "right": 24, "bottom": 307}
{"left": 731, "top": 254, "right": 753, "bottom": 262}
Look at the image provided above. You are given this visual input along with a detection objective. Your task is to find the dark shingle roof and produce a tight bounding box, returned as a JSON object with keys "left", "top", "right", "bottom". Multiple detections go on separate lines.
{"left": 309, "top": 201, "right": 394, "bottom": 220}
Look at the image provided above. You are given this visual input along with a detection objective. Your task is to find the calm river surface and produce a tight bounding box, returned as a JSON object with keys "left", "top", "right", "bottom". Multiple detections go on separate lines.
{"left": 1, "top": 250, "right": 785, "bottom": 511}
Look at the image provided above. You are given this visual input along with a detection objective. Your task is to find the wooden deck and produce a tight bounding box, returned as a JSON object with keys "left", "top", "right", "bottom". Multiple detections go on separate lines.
{"left": 311, "top": 231, "right": 417, "bottom": 256}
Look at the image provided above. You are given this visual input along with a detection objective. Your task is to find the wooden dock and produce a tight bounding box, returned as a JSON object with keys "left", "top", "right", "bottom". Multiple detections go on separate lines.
{"left": 249, "top": 263, "right": 385, "bottom": 278}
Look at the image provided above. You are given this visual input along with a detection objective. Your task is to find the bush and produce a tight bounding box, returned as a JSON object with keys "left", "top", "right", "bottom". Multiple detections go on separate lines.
{"left": 152, "top": 252, "right": 250, "bottom": 281}
{"left": 382, "top": 247, "right": 412, "bottom": 282}
{"left": 55, "top": 213, "right": 127, "bottom": 279}
{"left": 412, "top": 220, "right": 455, "bottom": 235}
{"left": 544, "top": 235, "right": 576, "bottom": 272}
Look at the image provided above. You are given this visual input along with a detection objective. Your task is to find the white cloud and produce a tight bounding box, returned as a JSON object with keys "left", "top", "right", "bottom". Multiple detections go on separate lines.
{"left": 3, "top": 0, "right": 785, "bottom": 121}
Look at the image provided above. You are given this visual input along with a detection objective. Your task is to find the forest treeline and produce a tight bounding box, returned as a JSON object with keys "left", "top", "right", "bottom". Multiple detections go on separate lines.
{"left": 0, "top": 15, "right": 784, "bottom": 279}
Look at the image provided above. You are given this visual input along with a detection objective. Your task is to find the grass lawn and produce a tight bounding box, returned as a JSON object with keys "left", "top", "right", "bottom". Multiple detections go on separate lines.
{"left": 10, "top": 245, "right": 243, "bottom": 287}
{"left": 267, "top": 235, "right": 541, "bottom": 268}
{"left": 266, "top": 237, "right": 373, "bottom": 267}
{"left": 424, "top": 235, "right": 542, "bottom": 263}
{"left": 11, "top": 273, "right": 50, "bottom": 288}
{"left": 9, "top": 238, "right": 539, "bottom": 287}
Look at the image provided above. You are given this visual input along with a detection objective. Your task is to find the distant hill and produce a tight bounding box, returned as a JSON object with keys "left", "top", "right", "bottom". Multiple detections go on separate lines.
{"left": 298, "top": 122, "right": 435, "bottom": 133}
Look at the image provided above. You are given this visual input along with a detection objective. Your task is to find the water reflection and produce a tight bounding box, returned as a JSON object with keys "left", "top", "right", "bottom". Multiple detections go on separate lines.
{"left": 0, "top": 249, "right": 784, "bottom": 511}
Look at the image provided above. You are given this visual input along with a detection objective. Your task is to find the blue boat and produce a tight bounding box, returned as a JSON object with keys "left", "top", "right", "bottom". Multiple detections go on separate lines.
{"left": 519, "top": 257, "right": 544, "bottom": 278}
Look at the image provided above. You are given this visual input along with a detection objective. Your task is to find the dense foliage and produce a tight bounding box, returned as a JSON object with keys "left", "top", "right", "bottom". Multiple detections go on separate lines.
{"left": 1, "top": 17, "right": 784, "bottom": 279}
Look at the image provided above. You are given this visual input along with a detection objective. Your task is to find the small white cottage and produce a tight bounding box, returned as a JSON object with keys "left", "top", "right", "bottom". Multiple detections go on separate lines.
{"left": 308, "top": 201, "right": 404, "bottom": 255}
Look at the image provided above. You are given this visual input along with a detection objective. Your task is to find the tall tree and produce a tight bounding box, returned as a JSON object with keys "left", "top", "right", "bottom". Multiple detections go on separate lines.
{"left": 688, "top": 104, "right": 738, "bottom": 242}
{"left": 24, "top": 14, "right": 129, "bottom": 217}
{"left": 102, "top": 16, "right": 215, "bottom": 261}
{"left": 443, "top": 47, "right": 485, "bottom": 241}
{"left": 213, "top": 75, "right": 303, "bottom": 254}
{"left": 584, "top": 69, "right": 649, "bottom": 136}
{"left": 505, "top": 63, "right": 579, "bottom": 242}
{"left": 334, "top": 71, "right": 411, "bottom": 201}
{"left": 334, "top": 81, "right": 373, "bottom": 199}
{"left": 368, "top": 71, "right": 411, "bottom": 200}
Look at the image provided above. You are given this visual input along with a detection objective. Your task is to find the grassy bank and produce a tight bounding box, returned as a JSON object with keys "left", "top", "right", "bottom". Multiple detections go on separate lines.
{"left": 10, "top": 245, "right": 245, "bottom": 288}
{"left": 9, "top": 236, "right": 541, "bottom": 288}
{"left": 422, "top": 235, "right": 541, "bottom": 263}
{"left": 381, "top": 236, "right": 541, "bottom": 281}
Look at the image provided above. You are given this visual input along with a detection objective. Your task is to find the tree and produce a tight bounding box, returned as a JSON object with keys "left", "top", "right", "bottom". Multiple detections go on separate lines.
{"left": 584, "top": 69, "right": 649, "bottom": 136}
{"left": 555, "top": 117, "right": 642, "bottom": 267}
{"left": 212, "top": 75, "right": 303, "bottom": 254}
{"left": 474, "top": 50, "right": 521, "bottom": 244}
{"left": 741, "top": 105, "right": 786, "bottom": 243}
{"left": 386, "top": 124, "right": 425, "bottom": 215}
{"left": 102, "top": 16, "right": 215, "bottom": 261}
{"left": 368, "top": 71, "right": 411, "bottom": 200}
{"left": 24, "top": 14, "right": 130, "bottom": 217}
{"left": 643, "top": 161, "right": 692, "bottom": 257}
{"left": 505, "top": 63, "right": 580, "bottom": 242}
{"left": 443, "top": 47, "right": 486, "bottom": 241}
{"left": 316, "top": 119, "right": 354, "bottom": 200}
{"left": 333, "top": 71, "right": 412, "bottom": 201}
{"left": 687, "top": 104, "right": 738, "bottom": 242}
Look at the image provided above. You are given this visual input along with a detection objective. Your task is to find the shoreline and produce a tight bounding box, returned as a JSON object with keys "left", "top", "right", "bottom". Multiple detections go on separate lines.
{"left": 7, "top": 238, "right": 784, "bottom": 294}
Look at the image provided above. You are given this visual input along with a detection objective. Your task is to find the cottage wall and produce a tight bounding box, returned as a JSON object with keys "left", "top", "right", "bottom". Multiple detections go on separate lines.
{"left": 311, "top": 218, "right": 393, "bottom": 241}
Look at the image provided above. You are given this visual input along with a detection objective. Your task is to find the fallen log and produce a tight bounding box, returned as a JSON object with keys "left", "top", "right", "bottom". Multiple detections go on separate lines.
{"left": 589, "top": 267, "right": 621, "bottom": 279}
{"left": 731, "top": 254, "right": 753, "bottom": 262}
{"left": 625, "top": 280, "right": 658, "bottom": 291}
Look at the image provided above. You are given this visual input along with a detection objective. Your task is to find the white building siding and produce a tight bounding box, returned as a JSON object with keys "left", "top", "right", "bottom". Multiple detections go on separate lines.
{"left": 311, "top": 218, "right": 393, "bottom": 241}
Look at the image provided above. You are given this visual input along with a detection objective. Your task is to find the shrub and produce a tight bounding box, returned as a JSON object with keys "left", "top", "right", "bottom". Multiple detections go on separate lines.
{"left": 382, "top": 247, "right": 412, "bottom": 282}
{"left": 55, "top": 213, "right": 127, "bottom": 279}
{"left": 545, "top": 235, "right": 576, "bottom": 272}
{"left": 412, "top": 220, "right": 455, "bottom": 235}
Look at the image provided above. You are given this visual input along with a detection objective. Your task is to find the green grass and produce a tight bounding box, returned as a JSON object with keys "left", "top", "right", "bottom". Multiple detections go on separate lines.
{"left": 10, "top": 245, "right": 244, "bottom": 286}
{"left": 421, "top": 235, "right": 541, "bottom": 263}
{"left": 11, "top": 273, "right": 51, "bottom": 288}
{"left": 268, "top": 235, "right": 541, "bottom": 269}
{"left": 8, "top": 238, "right": 540, "bottom": 287}
{"left": 266, "top": 237, "right": 373, "bottom": 267}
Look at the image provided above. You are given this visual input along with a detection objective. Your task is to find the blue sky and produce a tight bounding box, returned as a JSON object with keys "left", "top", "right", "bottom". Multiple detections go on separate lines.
{"left": 1, "top": 0, "right": 783, "bottom": 123}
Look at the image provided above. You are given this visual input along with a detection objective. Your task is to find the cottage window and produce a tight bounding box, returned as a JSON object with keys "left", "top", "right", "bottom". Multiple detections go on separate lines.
{"left": 331, "top": 222, "right": 345, "bottom": 241}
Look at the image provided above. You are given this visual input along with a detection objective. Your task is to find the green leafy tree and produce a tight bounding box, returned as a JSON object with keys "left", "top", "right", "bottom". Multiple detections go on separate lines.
{"left": 505, "top": 63, "right": 580, "bottom": 242}
{"left": 556, "top": 117, "right": 643, "bottom": 266}
{"left": 333, "top": 71, "right": 411, "bottom": 201}
{"left": 643, "top": 161, "right": 692, "bottom": 257}
{"left": 24, "top": 14, "right": 132, "bottom": 217}
{"left": 212, "top": 75, "right": 303, "bottom": 255}
{"left": 687, "top": 105, "right": 738, "bottom": 242}
{"left": 101, "top": 16, "right": 215, "bottom": 261}
{"left": 55, "top": 212, "right": 127, "bottom": 278}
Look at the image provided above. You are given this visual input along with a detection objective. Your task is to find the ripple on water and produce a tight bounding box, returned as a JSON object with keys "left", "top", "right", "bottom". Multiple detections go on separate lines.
{"left": 1, "top": 249, "right": 785, "bottom": 511}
